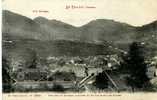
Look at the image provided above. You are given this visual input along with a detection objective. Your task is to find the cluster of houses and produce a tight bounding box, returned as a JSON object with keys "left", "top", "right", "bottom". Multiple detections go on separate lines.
{"left": 146, "top": 56, "right": 157, "bottom": 85}
{"left": 46, "top": 55, "right": 121, "bottom": 78}
{"left": 9, "top": 53, "right": 157, "bottom": 91}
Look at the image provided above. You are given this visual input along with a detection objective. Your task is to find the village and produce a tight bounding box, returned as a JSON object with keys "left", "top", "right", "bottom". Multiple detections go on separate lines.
{"left": 9, "top": 53, "right": 157, "bottom": 92}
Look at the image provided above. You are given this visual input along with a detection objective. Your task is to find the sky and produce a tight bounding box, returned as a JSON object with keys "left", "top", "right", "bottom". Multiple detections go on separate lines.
{"left": 2, "top": 0, "right": 157, "bottom": 27}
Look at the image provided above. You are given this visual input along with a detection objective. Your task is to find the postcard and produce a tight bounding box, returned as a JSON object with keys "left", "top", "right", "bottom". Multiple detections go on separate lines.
{"left": 2, "top": 0, "right": 157, "bottom": 100}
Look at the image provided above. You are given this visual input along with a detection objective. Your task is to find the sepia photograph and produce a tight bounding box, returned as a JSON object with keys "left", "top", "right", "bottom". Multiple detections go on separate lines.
{"left": 2, "top": 0, "right": 157, "bottom": 98}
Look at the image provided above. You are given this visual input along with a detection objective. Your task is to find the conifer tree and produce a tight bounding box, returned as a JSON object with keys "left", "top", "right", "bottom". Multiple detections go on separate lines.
{"left": 124, "top": 42, "right": 149, "bottom": 88}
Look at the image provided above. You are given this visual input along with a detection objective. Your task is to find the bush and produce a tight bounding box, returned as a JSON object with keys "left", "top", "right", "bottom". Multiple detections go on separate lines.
{"left": 52, "top": 83, "right": 65, "bottom": 92}
{"left": 93, "top": 71, "right": 109, "bottom": 89}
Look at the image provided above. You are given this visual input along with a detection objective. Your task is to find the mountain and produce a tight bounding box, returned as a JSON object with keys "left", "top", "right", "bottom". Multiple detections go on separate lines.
{"left": 2, "top": 10, "right": 136, "bottom": 43}
{"left": 34, "top": 17, "right": 81, "bottom": 41}
{"left": 137, "top": 21, "right": 157, "bottom": 33}
{"left": 2, "top": 10, "right": 47, "bottom": 40}
{"left": 135, "top": 21, "right": 157, "bottom": 56}
{"left": 2, "top": 10, "right": 157, "bottom": 57}
{"left": 79, "top": 19, "right": 136, "bottom": 43}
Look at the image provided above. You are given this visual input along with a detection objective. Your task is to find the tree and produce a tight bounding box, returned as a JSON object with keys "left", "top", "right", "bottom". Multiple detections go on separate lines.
{"left": 2, "top": 57, "right": 13, "bottom": 92}
{"left": 123, "top": 42, "right": 149, "bottom": 89}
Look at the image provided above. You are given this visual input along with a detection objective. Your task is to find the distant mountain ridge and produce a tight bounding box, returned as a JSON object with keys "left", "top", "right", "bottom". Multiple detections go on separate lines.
{"left": 3, "top": 10, "right": 157, "bottom": 42}
{"left": 2, "top": 10, "right": 134, "bottom": 42}
{"left": 2, "top": 10, "right": 157, "bottom": 57}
